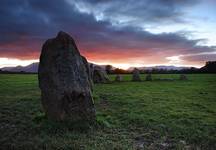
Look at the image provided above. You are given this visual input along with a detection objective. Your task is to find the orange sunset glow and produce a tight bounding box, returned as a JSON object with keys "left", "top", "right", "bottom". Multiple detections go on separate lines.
{"left": 0, "top": 0, "right": 215, "bottom": 69}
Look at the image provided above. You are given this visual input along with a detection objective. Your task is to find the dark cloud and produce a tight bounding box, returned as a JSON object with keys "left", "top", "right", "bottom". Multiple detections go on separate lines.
{"left": 182, "top": 53, "right": 216, "bottom": 62}
{"left": 0, "top": 0, "right": 215, "bottom": 66}
{"left": 74, "top": 0, "right": 201, "bottom": 25}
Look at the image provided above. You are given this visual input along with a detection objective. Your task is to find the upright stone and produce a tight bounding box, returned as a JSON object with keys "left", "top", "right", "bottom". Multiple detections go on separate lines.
{"left": 93, "top": 66, "right": 110, "bottom": 83}
{"left": 132, "top": 68, "right": 141, "bottom": 81}
{"left": 38, "top": 31, "right": 95, "bottom": 122}
{"left": 115, "top": 74, "right": 123, "bottom": 82}
{"left": 179, "top": 74, "right": 188, "bottom": 80}
{"left": 146, "top": 74, "right": 152, "bottom": 81}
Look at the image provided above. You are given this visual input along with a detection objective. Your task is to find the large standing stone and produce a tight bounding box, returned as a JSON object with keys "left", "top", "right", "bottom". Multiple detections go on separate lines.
{"left": 132, "top": 68, "right": 141, "bottom": 81}
{"left": 145, "top": 74, "right": 152, "bottom": 81}
{"left": 93, "top": 66, "right": 110, "bottom": 83}
{"left": 179, "top": 74, "right": 188, "bottom": 80}
{"left": 38, "top": 31, "right": 95, "bottom": 122}
{"left": 115, "top": 74, "right": 123, "bottom": 82}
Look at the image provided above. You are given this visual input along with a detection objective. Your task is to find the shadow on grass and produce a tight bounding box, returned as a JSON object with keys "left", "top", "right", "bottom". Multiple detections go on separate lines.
{"left": 33, "top": 111, "right": 112, "bottom": 135}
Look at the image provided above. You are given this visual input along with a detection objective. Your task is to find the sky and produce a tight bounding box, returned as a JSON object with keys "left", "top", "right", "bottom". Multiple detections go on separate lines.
{"left": 0, "top": 0, "right": 216, "bottom": 69}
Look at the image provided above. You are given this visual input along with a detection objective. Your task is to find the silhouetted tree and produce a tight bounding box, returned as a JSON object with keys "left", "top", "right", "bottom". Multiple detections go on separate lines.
{"left": 113, "top": 68, "right": 129, "bottom": 74}
{"left": 105, "top": 65, "right": 113, "bottom": 74}
{"left": 200, "top": 61, "right": 216, "bottom": 73}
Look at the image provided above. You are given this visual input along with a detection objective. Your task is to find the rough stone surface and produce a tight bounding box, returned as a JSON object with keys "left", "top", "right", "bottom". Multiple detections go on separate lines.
{"left": 146, "top": 74, "right": 152, "bottom": 81}
{"left": 38, "top": 31, "right": 95, "bottom": 122}
{"left": 82, "top": 56, "right": 93, "bottom": 91}
{"left": 89, "top": 64, "right": 94, "bottom": 80}
{"left": 179, "top": 74, "right": 188, "bottom": 80}
{"left": 132, "top": 69, "right": 141, "bottom": 81}
{"left": 115, "top": 74, "right": 123, "bottom": 82}
{"left": 93, "top": 66, "right": 110, "bottom": 83}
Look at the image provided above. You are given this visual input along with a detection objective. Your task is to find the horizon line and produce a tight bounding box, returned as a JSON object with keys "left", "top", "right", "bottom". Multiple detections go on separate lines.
{"left": 0, "top": 58, "right": 203, "bottom": 70}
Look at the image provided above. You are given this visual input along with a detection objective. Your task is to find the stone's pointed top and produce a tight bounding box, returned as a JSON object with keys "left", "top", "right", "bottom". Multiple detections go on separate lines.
{"left": 56, "top": 31, "right": 73, "bottom": 40}
{"left": 57, "top": 31, "right": 69, "bottom": 37}
{"left": 54, "top": 31, "right": 78, "bottom": 51}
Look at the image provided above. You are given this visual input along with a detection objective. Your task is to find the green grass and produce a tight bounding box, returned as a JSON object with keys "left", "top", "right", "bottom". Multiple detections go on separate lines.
{"left": 0, "top": 74, "right": 216, "bottom": 149}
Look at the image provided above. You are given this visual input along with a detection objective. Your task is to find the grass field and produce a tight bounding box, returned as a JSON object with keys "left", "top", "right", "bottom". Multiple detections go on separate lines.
{"left": 0, "top": 74, "right": 215, "bottom": 149}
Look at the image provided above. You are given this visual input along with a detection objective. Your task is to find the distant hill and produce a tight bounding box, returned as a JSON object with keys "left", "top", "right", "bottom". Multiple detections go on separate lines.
{"left": 1, "top": 63, "right": 39, "bottom": 73}
{"left": 0, "top": 62, "right": 104, "bottom": 73}
{"left": 1, "top": 63, "right": 192, "bottom": 73}
{"left": 128, "top": 65, "right": 190, "bottom": 71}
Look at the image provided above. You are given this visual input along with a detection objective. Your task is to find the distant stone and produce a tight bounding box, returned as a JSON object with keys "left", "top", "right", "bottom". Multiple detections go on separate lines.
{"left": 93, "top": 66, "right": 110, "bottom": 83}
{"left": 179, "top": 74, "right": 188, "bottom": 80}
{"left": 132, "top": 68, "right": 141, "bottom": 81}
{"left": 115, "top": 74, "right": 123, "bottom": 82}
{"left": 38, "top": 31, "right": 95, "bottom": 122}
{"left": 145, "top": 74, "right": 152, "bottom": 81}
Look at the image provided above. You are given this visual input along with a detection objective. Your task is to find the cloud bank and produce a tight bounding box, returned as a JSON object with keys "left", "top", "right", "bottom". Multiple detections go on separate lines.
{"left": 0, "top": 0, "right": 215, "bottom": 67}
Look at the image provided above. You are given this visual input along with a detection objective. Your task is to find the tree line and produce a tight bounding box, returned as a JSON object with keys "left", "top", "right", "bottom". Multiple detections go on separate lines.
{"left": 105, "top": 61, "right": 216, "bottom": 74}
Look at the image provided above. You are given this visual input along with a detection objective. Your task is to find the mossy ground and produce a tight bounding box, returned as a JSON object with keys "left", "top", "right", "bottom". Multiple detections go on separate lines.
{"left": 0, "top": 74, "right": 215, "bottom": 149}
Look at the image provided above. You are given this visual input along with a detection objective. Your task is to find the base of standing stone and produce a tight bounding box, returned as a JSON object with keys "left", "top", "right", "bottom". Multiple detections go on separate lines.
{"left": 179, "top": 74, "right": 188, "bottom": 80}
{"left": 146, "top": 74, "right": 152, "bottom": 81}
{"left": 132, "top": 69, "right": 142, "bottom": 81}
{"left": 115, "top": 74, "right": 123, "bottom": 82}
